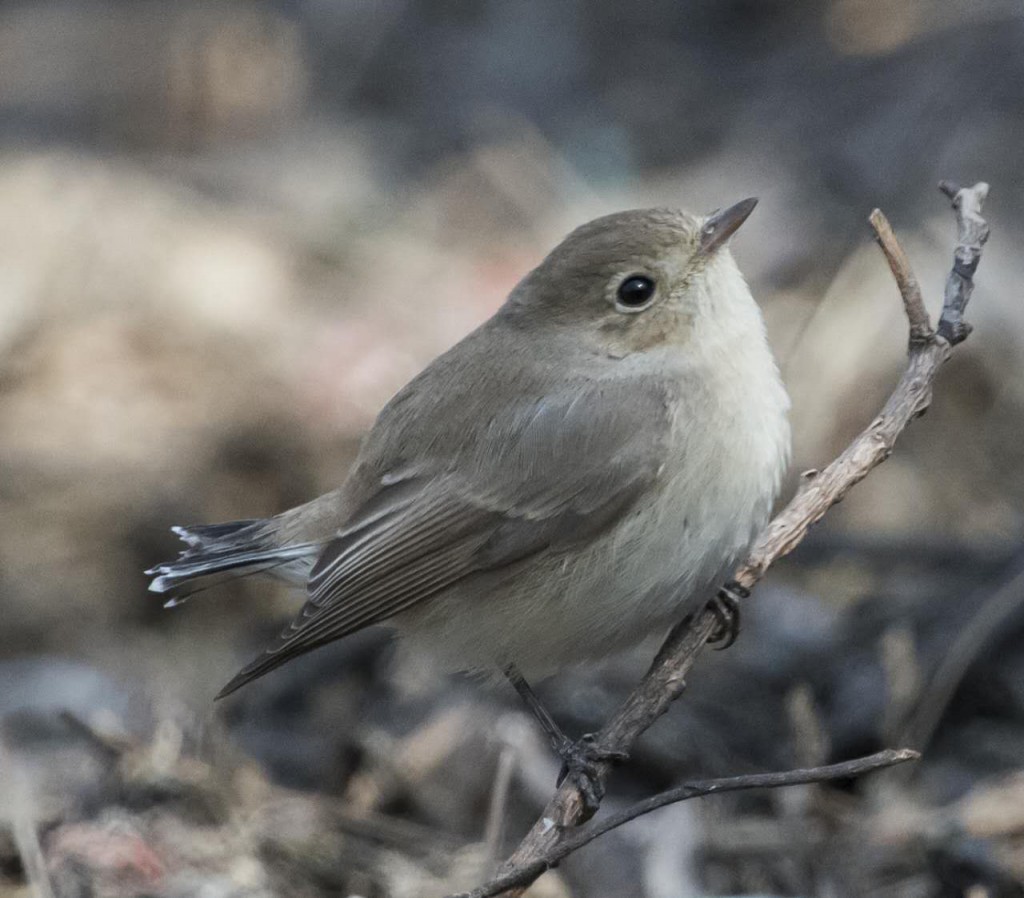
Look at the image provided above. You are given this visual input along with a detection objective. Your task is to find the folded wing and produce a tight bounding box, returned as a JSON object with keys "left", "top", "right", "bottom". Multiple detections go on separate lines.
{"left": 217, "top": 377, "right": 672, "bottom": 696}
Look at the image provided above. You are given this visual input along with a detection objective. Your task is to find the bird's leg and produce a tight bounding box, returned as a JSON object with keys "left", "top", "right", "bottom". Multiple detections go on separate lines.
{"left": 503, "top": 663, "right": 627, "bottom": 814}
{"left": 707, "top": 580, "right": 750, "bottom": 649}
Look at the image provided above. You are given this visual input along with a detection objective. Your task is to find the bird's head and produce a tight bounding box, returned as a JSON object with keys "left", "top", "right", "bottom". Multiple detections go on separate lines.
{"left": 507, "top": 200, "right": 760, "bottom": 356}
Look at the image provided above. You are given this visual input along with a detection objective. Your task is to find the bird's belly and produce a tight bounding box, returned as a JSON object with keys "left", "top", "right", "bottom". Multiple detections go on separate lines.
{"left": 395, "top": 465, "right": 768, "bottom": 679}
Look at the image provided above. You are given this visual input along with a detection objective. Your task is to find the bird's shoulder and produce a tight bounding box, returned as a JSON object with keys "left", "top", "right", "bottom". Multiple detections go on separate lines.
{"left": 355, "top": 317, "right": 681, "bottom": 495}
{"left": 277, "top": 318, "right": 698, "bottom": 545}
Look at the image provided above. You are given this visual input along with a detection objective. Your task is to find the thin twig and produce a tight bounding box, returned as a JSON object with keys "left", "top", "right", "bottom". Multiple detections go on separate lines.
{"left": 453, "top": 749, "right": 919, "bottom": 898}
{"left": 869, "top": 209, "right": 932, "bottom": 344}
{"left": 479, "top": 182, "right": 991, "bottom": 898}
{"left": 937, "top": 180, "right": 989, "bottom": 344}
{"left": 733, "top": 181, "right": 990, "bottom": 590}
{"left": 494, "top": 612, "right": 719, "bottom": 887}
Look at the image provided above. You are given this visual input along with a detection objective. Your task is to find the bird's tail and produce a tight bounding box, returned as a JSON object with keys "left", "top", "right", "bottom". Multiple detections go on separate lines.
{"left": 146, "top": 519, "right": 318, "bottom": 606}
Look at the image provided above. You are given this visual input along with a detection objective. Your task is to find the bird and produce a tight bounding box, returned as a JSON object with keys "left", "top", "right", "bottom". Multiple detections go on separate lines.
{"left": 147, "top": 200, "right": 790, "bottom": 805}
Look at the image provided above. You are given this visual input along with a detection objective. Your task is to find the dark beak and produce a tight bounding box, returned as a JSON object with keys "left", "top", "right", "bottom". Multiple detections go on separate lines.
{"left": 700, "top": 197, "right": 758, "bottom": 254}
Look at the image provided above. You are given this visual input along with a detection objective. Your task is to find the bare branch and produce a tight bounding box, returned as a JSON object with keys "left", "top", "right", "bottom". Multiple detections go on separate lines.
{"left": 479, "top": 183, "right": 991, "bottom": 897}
{"left": 869, "top": 208, "right": 932, "bottom": 344}
{"left": 735, "top": 183, "right": 990, "bottom": 589}
{"left": 494, "top": 613, "right": 719, "bottom": 888}
{"left": 453, "top": 749, "right": 919, "bottom": 898}
{"left": 937, "top": 181, "right": 989, "bottom": 345}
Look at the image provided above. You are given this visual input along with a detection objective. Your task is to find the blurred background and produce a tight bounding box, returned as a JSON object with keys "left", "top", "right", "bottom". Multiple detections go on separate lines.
{"left": 2, "top": 1, "right": 1024, "bottom": 896}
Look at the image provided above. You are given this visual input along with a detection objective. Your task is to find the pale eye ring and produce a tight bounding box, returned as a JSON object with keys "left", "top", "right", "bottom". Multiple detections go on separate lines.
{"left": 616, "top": 274, "right": 657, "bottom": 311}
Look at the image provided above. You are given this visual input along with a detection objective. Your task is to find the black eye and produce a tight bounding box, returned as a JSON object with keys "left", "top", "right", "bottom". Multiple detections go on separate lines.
{"left": 616, "top": 275, "right": 656, "bottom": 309}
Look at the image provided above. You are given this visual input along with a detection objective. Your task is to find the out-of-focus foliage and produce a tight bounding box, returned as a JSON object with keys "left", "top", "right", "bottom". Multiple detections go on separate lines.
{"left": 2, "top": 2, "right": 1024, "bottom": 896}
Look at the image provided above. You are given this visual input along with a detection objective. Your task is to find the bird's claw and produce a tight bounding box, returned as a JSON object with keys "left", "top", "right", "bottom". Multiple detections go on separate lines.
{"left": 708, "top": 581, "right": 749, "bottom": 649}
{"left": 554, "top": 733, "right": 628, "bottom": 817}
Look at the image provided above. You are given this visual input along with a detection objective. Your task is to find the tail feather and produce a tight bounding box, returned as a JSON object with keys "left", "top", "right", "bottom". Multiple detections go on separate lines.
{"left": 147, "top": 519, "right": 318, "bottom": 599}
{"left": 171, "top": 519, "right": 260, "bottom": 546}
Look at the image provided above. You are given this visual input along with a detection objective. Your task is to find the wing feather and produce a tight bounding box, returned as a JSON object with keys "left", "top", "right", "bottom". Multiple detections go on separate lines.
{"left": 217, "top": 375, "right": 673, "bottom": 696}
{"left": 305, "top": 490, "right": 485, "bottom": 608}
{"left": 216, "top": 527, "right": 487, "bottom": 696}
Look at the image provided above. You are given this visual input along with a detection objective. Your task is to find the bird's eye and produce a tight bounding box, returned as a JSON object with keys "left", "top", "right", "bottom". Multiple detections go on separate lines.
{"left": 616, "top": 275, "right": 656, "bottom": 311}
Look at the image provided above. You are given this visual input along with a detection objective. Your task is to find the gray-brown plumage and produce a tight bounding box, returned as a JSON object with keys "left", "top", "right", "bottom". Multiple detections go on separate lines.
{"left": 148, "top": 202, "right": 790, "bottom": 699}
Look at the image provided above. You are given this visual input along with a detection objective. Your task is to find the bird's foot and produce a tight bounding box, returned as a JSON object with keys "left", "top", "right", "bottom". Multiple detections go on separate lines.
{"left": 554, "top": 733, "right": 629, "bottom": 816}
{"left": 708, "top": 580, "right": 750, "bottom": 649}
{"left": 502, "top": 663, "right": 627, "bottom": 816}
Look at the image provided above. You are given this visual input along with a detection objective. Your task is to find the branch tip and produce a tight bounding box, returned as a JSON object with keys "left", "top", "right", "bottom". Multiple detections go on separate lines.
{"left": 456, "top": 748, "right": 920, "bottom": 898}
{"left": 867, "top": 207, "right": 932, "bottom": 341}
{"left": 936, "top": 181, "right": 990, "bottom": 345}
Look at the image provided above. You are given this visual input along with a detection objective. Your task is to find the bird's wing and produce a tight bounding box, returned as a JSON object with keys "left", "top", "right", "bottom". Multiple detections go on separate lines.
{"left": 217, "top": 377, "right": 672, "bottom": 696}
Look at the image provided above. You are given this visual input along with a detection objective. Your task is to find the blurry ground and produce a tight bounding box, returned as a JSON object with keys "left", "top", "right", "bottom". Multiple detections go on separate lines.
{"left": 2, "top": 2, "right": 1024, "bottom": 896}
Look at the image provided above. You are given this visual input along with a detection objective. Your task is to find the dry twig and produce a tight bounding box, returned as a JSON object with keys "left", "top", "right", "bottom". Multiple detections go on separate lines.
{"left": 459, "top": 181, "right": 990, "bottom": 898}
{"left": 455, "top": 749, "right": 918, "bottom": 898}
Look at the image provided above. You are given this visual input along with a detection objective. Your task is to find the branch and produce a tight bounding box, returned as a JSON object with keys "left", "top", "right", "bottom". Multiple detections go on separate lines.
{"left": 936, "top": 180, "right": 989, "bottom": 344}
{"left": 868, "top": 208, "right": 931, "bottom": 344}
{"left": 736, "top": 180, "right": 988, "bottom": 587}
{"left": 479, "top": 182, "right": 991, "bottom": 897}
{"left": 455, "top": 748, "right": 919, "bottom": 898}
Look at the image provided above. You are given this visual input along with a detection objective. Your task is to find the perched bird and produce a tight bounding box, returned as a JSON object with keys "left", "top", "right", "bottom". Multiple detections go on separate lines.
{"left": 148, "top": 200, "right": 790, "bottom": 804}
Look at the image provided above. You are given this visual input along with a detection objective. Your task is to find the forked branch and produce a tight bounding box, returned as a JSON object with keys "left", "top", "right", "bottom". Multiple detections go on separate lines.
{"left": 457, "top": 748, "right": 918, "bottom": 898}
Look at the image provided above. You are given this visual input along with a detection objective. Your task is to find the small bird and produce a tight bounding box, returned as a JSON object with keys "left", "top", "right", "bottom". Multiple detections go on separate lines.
{"left": 148, "top": 201, "right": 790, "bottom": 804}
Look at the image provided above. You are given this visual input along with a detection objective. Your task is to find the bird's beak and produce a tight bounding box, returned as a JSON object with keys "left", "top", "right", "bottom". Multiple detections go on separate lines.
{"left": 699, "top": 197, "right": 758, "bottom": 254}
